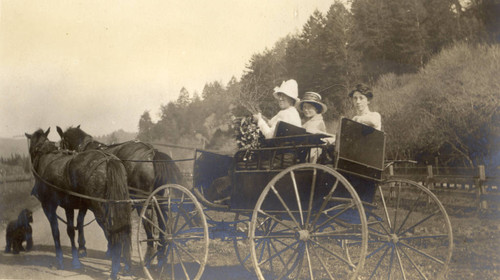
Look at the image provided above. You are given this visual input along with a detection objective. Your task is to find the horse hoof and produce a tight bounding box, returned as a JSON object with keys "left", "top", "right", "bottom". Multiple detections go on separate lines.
{"left": 78, "top": 248, "right": 87, "bottom": 258}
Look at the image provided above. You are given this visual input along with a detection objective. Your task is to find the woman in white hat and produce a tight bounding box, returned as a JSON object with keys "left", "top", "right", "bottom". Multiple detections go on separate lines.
{"left": 296, "top": 91, "right": 328, "bottom": 134}
{"left": 253, "top": 79, "right": 302, "bottom": 139}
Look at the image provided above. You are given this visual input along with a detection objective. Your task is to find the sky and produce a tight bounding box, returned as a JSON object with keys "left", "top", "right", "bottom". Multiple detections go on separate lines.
{"left": 0, "top": 0, "right": 337, "bottom": 140}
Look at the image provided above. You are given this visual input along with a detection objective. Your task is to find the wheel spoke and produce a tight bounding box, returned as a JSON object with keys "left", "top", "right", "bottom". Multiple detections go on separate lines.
{"left": 378, "top": 185, "right": 393, "bottom": 231}
{"left": 310, "top": 244, "right": 335, "bottom": 280}
{"left": 305, "top": 242, "right": 314, "bottom": 280}
{"left": 399, "top": 245, "right": 429, "bottom": 280}
{"left": 170, "top": 243, "right": 175, "bottom": 280}
{"left": 305, "top": 168, "right": 318, "bottom": 228}
{"left": 175, "top": 242, "right": 203, "bottom": 264}
{"left": 399, "top": 240, "right": 445, "bottom": 264}
{"left": 388, "top": 245, "right": 395, "bottom": 280}
{"left": 275, "top": 242, "right": 301, "bottom": 279}
{"left": 399, "top": 210, "right": 440, "bottom": 236}
{"left": 400, "top": 234, "right": 449, "bottom": 241}
{"left": 366, "top": 242, "right": 389, "bottom": 259}
{"left": 141, "top": 213, "right": 167, "bottom": 236}
{"left": 290, "top": 171, "right": 305, "bottom": 226}
{"left": 396, "top": 189, "right": 426, "bottom": 233}
{"left": 270, "top": 185, "right": 301, "bottom": 228}
{"left": 268, "top": 238, "right": 288, "bottom": 268}
{"left": 258, "top": 240, "right": 300, "bottom": 267}
{"left": 395, "top": 246, "right": 407, "bottom": 280}
{"left": 171, "top": 196, "right": 185, "bottom": 232}
{"left": 368, "top": 245, "right": 390, "bottom": 280}
{"left": 393, "top": 182, "right": 402, "bottom": 232}
{"left": 257, "top": 209, "right": 297, "bottom": 232}
{"left": 311, "top": 179, "right": 340, "bottom": 226}
{"left": 309, "top": 238, "right": 354, "bottom": 268}
{"left": 153, "top": 196, "right": 169, "bottom": 233}
{"left": 173, "top": 245, "right": 191, "bottom": 280}
{"left": 266, "top": 239, "right": 273, "bottom": 273}
{"left": 313, "top": 202, "right": 355, "bottom": 232}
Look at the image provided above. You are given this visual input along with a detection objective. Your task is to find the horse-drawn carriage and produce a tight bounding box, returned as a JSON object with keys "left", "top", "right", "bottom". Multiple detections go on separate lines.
{"left": 134, "top": 118, "right": 453, "bottom": 280}
{"left": 27, "top": 117, "right": 452, "bottom": 279}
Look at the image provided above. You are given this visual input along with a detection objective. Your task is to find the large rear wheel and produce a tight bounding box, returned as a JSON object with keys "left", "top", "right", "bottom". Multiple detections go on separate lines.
{"left": 137, "top": 184, "right": 209, "bottom": 280}
{"left": 356, "top": 178, "right": 453, "bottom": 279}
{"left": 249, "top": 163, "right": 368, "bottom": 280}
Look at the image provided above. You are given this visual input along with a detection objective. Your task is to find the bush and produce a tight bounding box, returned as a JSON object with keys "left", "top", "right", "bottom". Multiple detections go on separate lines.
{"left": 376, "top": 42, "right": 500, "bottom": 168}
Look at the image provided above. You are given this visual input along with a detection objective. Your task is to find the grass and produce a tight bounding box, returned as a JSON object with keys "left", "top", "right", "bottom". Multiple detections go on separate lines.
{"left": 0, "top": 179, "right": 39, "bottom": 232}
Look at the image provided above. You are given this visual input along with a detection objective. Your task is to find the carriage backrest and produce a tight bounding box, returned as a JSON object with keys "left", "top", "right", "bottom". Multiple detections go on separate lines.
{"left": 335, "top": 118, "right": 385, "bottom": 181}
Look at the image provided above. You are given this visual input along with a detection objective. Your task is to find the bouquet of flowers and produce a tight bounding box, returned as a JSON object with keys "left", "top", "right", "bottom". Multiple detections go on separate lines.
{"left": 232, "top": 116, "right": 264, "bottom": 161}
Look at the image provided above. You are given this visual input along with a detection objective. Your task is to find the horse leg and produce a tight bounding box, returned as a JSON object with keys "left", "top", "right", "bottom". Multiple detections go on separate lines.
{"left": 137, "top": 206, "right": 156, "bottom": 262}
{"left": 93, "top": 213, "right": 112, "bottom": 259}
{"left": 65, "top": 209, "right": 82, "bottom": 269}
{"left": 76, "top": 208, "right": 87, "bottom": 257}
{"left": 42, "top": 205, "right": 64, "bottom": 269}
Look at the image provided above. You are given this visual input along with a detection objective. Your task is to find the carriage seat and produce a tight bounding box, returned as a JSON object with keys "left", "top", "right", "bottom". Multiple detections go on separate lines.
{"left": 235, "top": 122, "right": 334, "bottom": 170}
{"left": 261, "top": 121, "right": 330, "bottom": 147}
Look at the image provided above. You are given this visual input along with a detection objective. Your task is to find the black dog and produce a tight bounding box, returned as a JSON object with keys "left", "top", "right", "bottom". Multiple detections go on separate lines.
{"left": 5, "top": 209, "right": 33, "bottom": 254}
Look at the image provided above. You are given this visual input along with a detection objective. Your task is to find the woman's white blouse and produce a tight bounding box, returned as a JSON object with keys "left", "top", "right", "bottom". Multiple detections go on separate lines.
{"left": 353, "top": 111, "right": 382, "bottom": 130}
{"left": 257, "top": 106, "right": 302, "bottom": 139}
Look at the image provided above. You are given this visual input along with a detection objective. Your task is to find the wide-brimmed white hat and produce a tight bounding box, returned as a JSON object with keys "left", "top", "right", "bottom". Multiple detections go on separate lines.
{"left": 272, "top": 79, "right": 299, "bottom": 103}
{"left": 296, "top": 92, "right": 328, "bottom": 114}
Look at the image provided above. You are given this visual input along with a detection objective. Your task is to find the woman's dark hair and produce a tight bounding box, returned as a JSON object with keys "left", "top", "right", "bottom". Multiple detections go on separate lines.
{"left": 301, "top": 102, "right": 322, "bottom": 113}
{"left": 349, "top": 83, "right": 373, "bottom": 100}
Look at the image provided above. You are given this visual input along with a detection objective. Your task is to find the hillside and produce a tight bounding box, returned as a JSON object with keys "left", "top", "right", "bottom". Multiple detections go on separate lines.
{"left": 0, "top": 129, "right": 137, "bottom": 158}
{"left": 0, "top": 138, "right": 29, "bottom": 157}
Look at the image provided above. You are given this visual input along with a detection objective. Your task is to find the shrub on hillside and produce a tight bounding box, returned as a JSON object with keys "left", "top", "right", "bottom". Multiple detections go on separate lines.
{"left": 376, "top": 43, "right": 500, "bottom": 168}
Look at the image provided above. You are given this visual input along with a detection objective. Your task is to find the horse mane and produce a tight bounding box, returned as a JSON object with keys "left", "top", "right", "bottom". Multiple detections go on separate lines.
{"left": 64, "top": 126, "right": 92, "bottom": 143}
{"left": 62, "top": 126, "right": 105, "bottom": 151}
{"left": 28, "top": 129, "right": 58, "bottom": 157}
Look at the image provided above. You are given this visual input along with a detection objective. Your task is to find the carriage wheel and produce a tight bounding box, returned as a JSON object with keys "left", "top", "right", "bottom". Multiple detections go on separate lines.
{"left": 137, "top": 184, "right": 209, "bottom": 280}
{"left": 249, "top": 163, "right": 368, "bottom": 280}
{"left": 355, "top": 178, "right": 453, "bottom": 279}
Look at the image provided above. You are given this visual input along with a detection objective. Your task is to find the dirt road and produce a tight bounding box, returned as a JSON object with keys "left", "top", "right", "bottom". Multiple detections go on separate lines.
{"left": 1, "top": 199, "right": 500, "bottom": 279}
{"left": 0, "top": 205, "right": 257, "bottom": 280}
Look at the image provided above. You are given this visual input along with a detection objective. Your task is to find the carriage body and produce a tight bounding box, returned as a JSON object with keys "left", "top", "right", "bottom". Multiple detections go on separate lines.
{"left": 193, "top": 118, "right": 386, "bottom": 212}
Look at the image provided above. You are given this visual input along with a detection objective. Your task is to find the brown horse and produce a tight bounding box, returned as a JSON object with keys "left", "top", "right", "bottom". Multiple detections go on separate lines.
{"left": 57, "top": 125, "right": 184, "bottom": 257}
{"left": 26, "top": 128, "right": 131, "bottom": 280}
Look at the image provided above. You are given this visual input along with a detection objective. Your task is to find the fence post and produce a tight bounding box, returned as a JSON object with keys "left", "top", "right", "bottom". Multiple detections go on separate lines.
{"left": 389, "top": 165, "right": 395, "bottom": 198}
{"left": 426, "top": 165, "right": 434, "bottom": 190}
{"left": 477, "top": 165, "right": 487, "bottom": 210}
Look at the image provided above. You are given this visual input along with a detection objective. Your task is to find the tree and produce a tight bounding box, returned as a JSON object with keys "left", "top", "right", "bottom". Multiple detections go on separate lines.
{"left": 239, "top": 36, "right": 292, "bottom": 117}
{"left": 176, "top": 87, "right": 191, "bottom": 108}
{"left": 377, "top": 43, "right": 500, "bottom": 168}
{"left": 201, "top": 81, "right": 224, "bottom": 99}
{"left": 138, "top": 111, "right": 154, "bottom": 142}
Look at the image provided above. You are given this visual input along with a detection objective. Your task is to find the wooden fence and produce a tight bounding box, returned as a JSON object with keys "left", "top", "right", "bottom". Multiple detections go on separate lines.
{"left": 387, "top": 165, "right": 500, "bottom": 210}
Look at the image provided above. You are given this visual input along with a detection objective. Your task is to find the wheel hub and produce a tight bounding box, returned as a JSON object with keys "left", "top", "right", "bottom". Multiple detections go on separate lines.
{"left": 390, "top": 233, "right": 399, "bottom": 244}
{"left": 296, "top": 230, "right": 310, "bottom": 241}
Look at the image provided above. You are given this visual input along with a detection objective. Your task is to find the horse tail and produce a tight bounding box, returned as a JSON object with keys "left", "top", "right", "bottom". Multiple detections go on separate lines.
{"left": 105, "top": 158, "right": 132, "bottom": 267}
{"left": 153, "top": 151, "right": 185, "bottom": 188}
